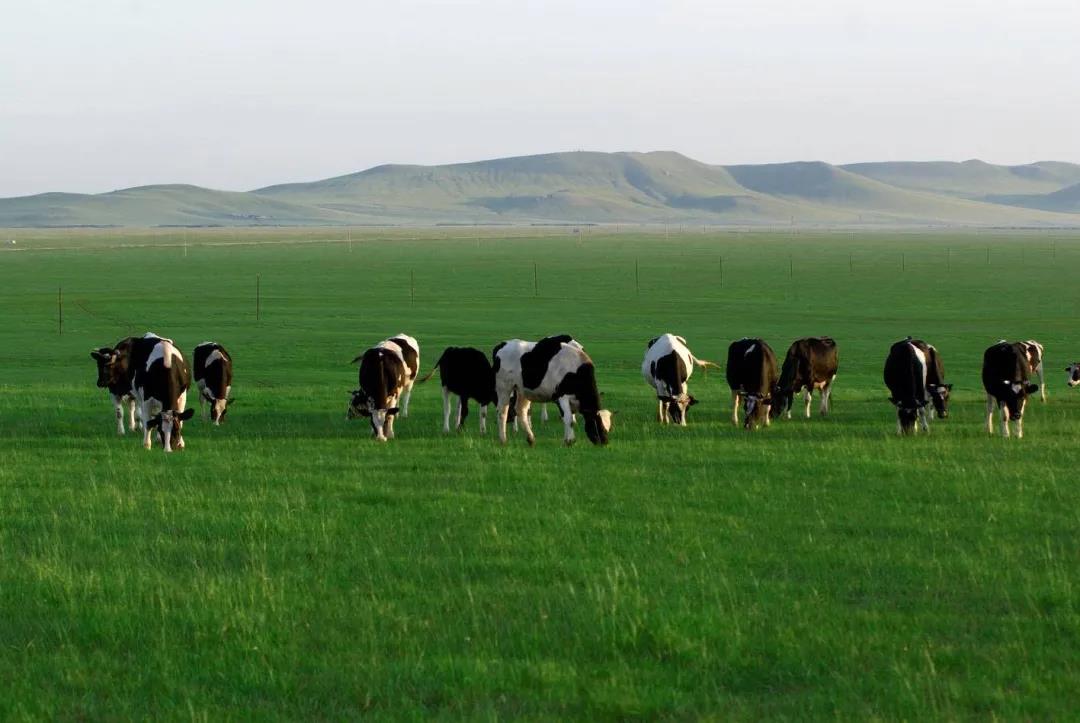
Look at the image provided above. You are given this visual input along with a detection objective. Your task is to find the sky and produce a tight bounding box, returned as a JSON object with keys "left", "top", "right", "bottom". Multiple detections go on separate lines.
{"left": 2, "top": 0, "right": 1078, "bottom": 197}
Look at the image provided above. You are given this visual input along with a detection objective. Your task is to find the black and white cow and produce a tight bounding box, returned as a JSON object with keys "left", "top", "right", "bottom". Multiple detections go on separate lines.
{"left": 911, "top": 339, "right": 952, "bottom": 419}
{"left": 1021, "top": 339, "right": 1046, "bottom": 402}
{"left": 982, "top": 340, "right": 1040, "bottom": 438}
{"left": 419, "top": 346, "right": 497, "bottom": 433}
{"left": 772, "top": 337, "right": 839, "bottom": 419}
{"left": 193, "top": 342, "right": 233, "bottom": 425}
{"left": 641, "top": 333, "right": 720, "bottom": 425}
{"left": 1066, "top": 363, "right": 1080, "bottom": 388}
{"left": 90, "top": 336, "right": 138, "bottom": 434}
{"left": 884, "top": 338, "right": 935, "bottom": 434}
{"left": 493, "top": 336, "right": 612, "bottom": 446}
{"left": 131, "top": 336, "right": 193, "bottom": 452}
{"left": 725, "top": 337, "right": 778, "bottom": 429}
{"left": 348, "top": 344, "right": 408, "bottom": 442}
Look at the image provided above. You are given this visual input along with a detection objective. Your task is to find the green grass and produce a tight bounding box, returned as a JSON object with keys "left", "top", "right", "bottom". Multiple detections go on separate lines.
{"left": 2, "top": 229, "right": 1080, "bottom": 719}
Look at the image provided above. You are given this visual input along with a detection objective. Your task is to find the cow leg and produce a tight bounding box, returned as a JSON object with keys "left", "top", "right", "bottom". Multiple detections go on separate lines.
{"left": 918, "top": 406, "right": 930, "bottom": 434}
{"left": 656, "top": 399, "right": 664, "bottom": 423}
{"left": 896, "top": 415, "right": 903, "bottom": 436}
{"left": 1000, "top": 404, "right": 1011, "bottom": 439}
{"left": 516, "top": 397, "right": 535, "bottom": 446}
{"left": 984, "top": 395, "right": 995, "bottom": 435}
{"left": 497, "top": 400, "right": 511, "bottom": 444}
{"left": 127, "top": 397, "right": 138, "bottom": 431}
{"left": 540, "top": 404, "right": 549, "bottom": 423}
{"left": 441, "top": 387, "right": 452, "bottom": 433}
{"left": 455, "top": 397, "right": 465, "bottom": 430}
{"left": 111, "top": 393, "right": 125, "bottom": 435}
{"left": 1038, "top": 365, "right": 1047, "bottom": 402}
{"left": 400, "top": 382, "right": 412, "bottom": 417}
{"left": 479, "top": 403, "right": 488, "bottom": 434}
{"left": 140, "top": 402, "right": 153, "bottom": 449}
{"left": 558, "top": 397, "right": 575, "bottom": 445}
{"left": 731, "top": 390, "right": 740, "bottom": 426}
{"left": 804, "top": 389, "right": 813, "bottom": 419}
{"left": 821, "top": 379, "right": 834, "bottom": 416}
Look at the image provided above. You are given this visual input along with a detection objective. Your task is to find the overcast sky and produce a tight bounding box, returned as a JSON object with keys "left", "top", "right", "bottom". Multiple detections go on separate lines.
{"left": 2, "top": 0, "right": 1077, "bottom": 197}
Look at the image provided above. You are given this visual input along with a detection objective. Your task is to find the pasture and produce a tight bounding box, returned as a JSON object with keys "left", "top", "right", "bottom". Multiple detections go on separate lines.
{"left": 2, "top": 227, "right": 1080, "bottom": 719}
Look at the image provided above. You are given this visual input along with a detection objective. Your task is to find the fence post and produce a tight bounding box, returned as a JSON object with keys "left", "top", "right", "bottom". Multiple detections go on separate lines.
{"left": 58, "top": 286, "right": 63, "bottom": 335}
{"left": 901, "top": 253, "right": 905, "bottom": 272}
{"left": 789, "top": 255, "right": 793, "bottom": 280}
{"left": 635, "top": 259, "right": 640, "bottom": 296}
{"left": 720, "top": 255, "right": 724, "bottom": 287}
{"left": 256, "top": 274, "right": 261, "bottom": 321}
{"left": 410, "top": 270, "right": 415, "bottom": 304}
{"left": 533, "top": 262, "right": 539, "bottom": 297}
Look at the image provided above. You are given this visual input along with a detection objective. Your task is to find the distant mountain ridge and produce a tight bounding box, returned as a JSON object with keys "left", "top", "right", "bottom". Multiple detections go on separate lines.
{"left": 4, "top": 151, "right": 1080, "bottom": 227}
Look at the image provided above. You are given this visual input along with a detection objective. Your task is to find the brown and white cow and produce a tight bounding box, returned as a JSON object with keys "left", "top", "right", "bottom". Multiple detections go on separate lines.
{"left": 1020, "top": 340, "right": 1046, "bottom": 402}
{"left": 772, "top": 337, "right": 839, "bottom": 420}
{"left": 193, "top": 342, "right": 233, "bottom": 425}
{"left": 493, "top": 336, "right": 612, "bottom": 446}
{"left": 348, "top": 343, "right": 408, "bottom": 442}
{"left": 132, "top": 336, "right": 193, "bottom": 452}
{"left": 982, "top": 341, "right": 1040, "bottom": 438}
{"left": 726, "top": 337, "right": 778, "bottom": 430}
{"left": 90, "top": 336, "right": 138, "bottom": 434}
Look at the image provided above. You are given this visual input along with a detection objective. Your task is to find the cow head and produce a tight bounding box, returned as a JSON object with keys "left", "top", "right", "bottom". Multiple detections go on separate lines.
{"left": 996, "top": 379, "right": 1040, "bottom": 420}
{"left": 889, "top": 397, "right": 925, "bottom": 434}
{"left": 744, "top": 393, "right": 772, "bottom": 429}
{"left": 582, "top": 409, "right": 612, "bottom": 445}
{"left": 146, "top": 408, "right": 194, "bottom": 452}
{"left": 927, "top": 383, "right": 953, "bottom": 419}
{"left": 659, "top": 394, "right": 698, "bottom": 424}
{"left": 347, "top": 389, "right": 398, "bottom": 441}
{"left": 769, "top": 387, "right": 792, "bottom": 419}
{"left": 1066, "top": 364, "right": 1080, "bottom": 387}
{"left": 90, "top": 347, "right": 122, "bottom": 388}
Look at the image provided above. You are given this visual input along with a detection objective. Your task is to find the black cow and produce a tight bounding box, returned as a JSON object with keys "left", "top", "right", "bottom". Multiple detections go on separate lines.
{"left": 772, "top": 337, "right": 839, "bottom": 419}
{"left": 726, "top": 337, "right": 778, "bottom": 429}
{"left": 132, "top": 336, "right": 193, "bottom": 452}
{"left": 348, "top": 345, "right": 408, "bottom": 442}
{"left": 493, "top": 336, "right": 612, "bottom": 446}
{"left": 193, "top": 342, "right": 234, "bottom": 425}
{"left": 884, "top": 338, "right": 937, "bottom": 434}
{"left": 982, "top": 341, "right": 1040, "bottom": 438}
{"left": 419, "top": 346, "right": 497, "bottom": 433}
{"left": 90, "top": 336, "right": 138, "bottom": 434}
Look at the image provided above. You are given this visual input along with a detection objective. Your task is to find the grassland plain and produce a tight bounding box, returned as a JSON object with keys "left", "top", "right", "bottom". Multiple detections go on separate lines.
{"left": 1, "top": 228, "right": 1080, "bottom": 720}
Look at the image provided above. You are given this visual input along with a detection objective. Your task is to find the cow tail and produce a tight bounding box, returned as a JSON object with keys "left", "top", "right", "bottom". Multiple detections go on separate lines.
{"left": 418, "top": 350, "right": 446, "bottom": 383}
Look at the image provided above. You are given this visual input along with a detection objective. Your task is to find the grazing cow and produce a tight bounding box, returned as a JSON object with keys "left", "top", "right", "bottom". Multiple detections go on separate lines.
{"left": 193, "top": 342, "right": 233, "bottom": 425}
{"left": 348, "top": 344, "right": 407, "bottom": 442}
{"left": 90, "top": 336, "right": 138, "bottom": 434}
{"left": 910, "top": 339, "right": 952, "bottom": 419}
{"left": 884, "top": 338, "right": 938, "bottom": 434}
{"left": 1066, "top": 363, "right": 1080, "bottom": 388}
{"left": 1021, "top": 340, "right": 1046, "bottom": 402}
{"left": 132, "top": 337, "right": 193, "bottom": 452}
{"left": 493, "top": 336, "right": 612, "bottom": 446}
{"left": 725, "top": 337, "right": 778, "bottom": 429}
{"left": 641, "top": 333, "right": 720, "bottom": 425}
{"left": 419, "top": 346, "right": 497, "bottom": 433}
{"left": 982, "top": 341, "right": 1040, "bottom": 438}
{"left": 772, "top": 337, "right": 839, "bottom": 420}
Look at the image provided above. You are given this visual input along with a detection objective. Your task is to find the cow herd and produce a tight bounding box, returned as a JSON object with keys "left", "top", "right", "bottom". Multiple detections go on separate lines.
{"left": 90, "top": 331, "right": 1065, "bottom": 452}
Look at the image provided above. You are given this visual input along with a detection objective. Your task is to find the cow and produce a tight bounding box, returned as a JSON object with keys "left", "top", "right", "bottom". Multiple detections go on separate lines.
{"left": 418, "top": 346, "right": 497, "bottom": 433}
{"left": 725, "top": 337, "right": 778, "bottom": 429}
{"left": 772, "top": 337, "right": 839, "bottom": 420}
{"left": 90, "top": 336, "right": 138, "bottom": 434}
{"left": 1066, "top": 363, "right": 1080, "bottom": 388}
{"left": 641, "top": 333, "right": 720, "bottom": 425}
{"left": 132, "top": 336, "right": 193, "bottom": 452}
{"left": 347, "top": 344, "right": 408, "bottom": 442}
{"left": 381, "top": 334, "right": 419, "bottom": 416}
{"left": 911, "top": 339, "right": 952, "bottom": 419}
{"left": 493, "top": 336, "right": 612, "bottom": 446}
{"left": 193, "top": 342, "right": 233, "bottom": 425}
{"left": 884, "top": 338, "right": 936, "bottom": 434}
{"left": 1021, "top": 340, "right": 1046, "bottom": 402}
{"left": 982, "top": 341, "right": 1040, "bottom": 438}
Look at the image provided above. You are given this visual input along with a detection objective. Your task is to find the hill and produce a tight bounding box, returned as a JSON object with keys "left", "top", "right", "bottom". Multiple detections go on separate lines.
{"left": 3, "top": 152, "right": 1080, "bottom": 227}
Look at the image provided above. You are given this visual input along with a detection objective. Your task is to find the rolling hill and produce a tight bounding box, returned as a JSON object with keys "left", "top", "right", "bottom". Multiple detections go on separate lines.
{"left": 3, "top": 152, "right": 1080, "bottom": 227}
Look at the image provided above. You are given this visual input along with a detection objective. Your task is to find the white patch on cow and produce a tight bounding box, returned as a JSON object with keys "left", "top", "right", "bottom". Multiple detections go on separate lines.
{"left": 597, "top": 409, "right": 613, "bottom": 433}
{"left": 1067, "top": 364, "right": 1080, "bottom": 387}
{"left": 206, "top": 349, "right": 225, "bottom": 367}
{"left": 744, "top": 344, "right": 756, "bottom": 356}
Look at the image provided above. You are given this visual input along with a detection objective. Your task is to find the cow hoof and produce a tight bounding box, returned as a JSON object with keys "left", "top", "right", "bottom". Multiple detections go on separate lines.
{"left": 527, "top": 437, "right": 536, "bottom": 447}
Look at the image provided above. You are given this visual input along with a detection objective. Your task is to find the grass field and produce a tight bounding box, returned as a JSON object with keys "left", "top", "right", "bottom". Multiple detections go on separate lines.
{"left": 2, "top": 228, "right": 1080, "bottom": 719}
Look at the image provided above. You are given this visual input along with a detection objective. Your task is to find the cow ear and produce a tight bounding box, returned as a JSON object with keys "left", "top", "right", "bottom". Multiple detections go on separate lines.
{"left": 350, "top": 356, "right": 363, "bottom": 364}
{"left": 178, "top": 408, "right": 195, "bottom": 421}
{"left": 945, "top": 384, "right": 953, "bottom": 391}
{"left": 146, "top": 414, "right": 162, "bottom": 429}
{"left": 688, "top": 396, "right": 699, "bottom": 406}
{"left": 90, "top": 350, "right": 102, "bottom": 360}
{"left": 1026, "top": 383, "right": 1040, "bottom": 394}
{"left": 387, "top": 407, "right": 400, "bottom": 415}
{"left": 658, "top": 395, "right": 673, "bottom": 403}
